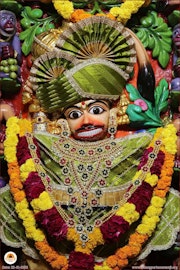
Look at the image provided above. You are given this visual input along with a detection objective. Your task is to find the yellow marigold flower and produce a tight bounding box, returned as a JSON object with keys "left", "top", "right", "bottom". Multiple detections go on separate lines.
{"left": 20, "top": 158, "right": 36, "bottom": 182}
{"left": 116, "top": 202, "right": 140, "bottom": 224}
{"left": 23, "top": 215, "right": 36, "bottom": 228}
{"left": 137, "top": 214, "right": 160, "bottom": 236}
{"left": 34, "top": 230, "right": 45, "bottom": 241}
{"left": 18, "top": 208, "right": 32, "bottom": 219}
{"left": 15, "top": 198, "right": 29, "bottom": 213}
{"left": 146, "top": 205, "right": 163, "bottom": 217}
{"left": 151, "top": 196, "right": 165, "bottom": 208}
{"left": 31, "top": 191, "right": 53, "bottom": 212}
{"left": 4, "top": 134, "right": 18, "bottom": 147}
{"left": 161, "top": 124, "right": 177, "bottom": 154}
{"left": 67, "top": 228, "right": 79, "bottom": 242}
{"left": 110, "top": 7, "right": 121, "bottom": 17}
{"left": 110, "top": 1, "right": 145, "bottom": 24}
{"left": 4, "top": 147, "right": 16, "bottom": 163}
{"left": 145, "top": 173, "right": 158, "bottom": 187}
{"left": 18, "top": 118, "right": 32, "bottom": 137}
{"left": 136, "top": 223, "right": 154, "bottom": 236}
{"left": 53, "top": 0, "right": 74, "bottom": 19}
{"left": 142, "top": 215, "right": 160, "bottom": 226}
{"left": 95, "top": 262, "right": 112, "bottom": 270}
{"left": 6, "top": 116, "right": 19, "bottom": 130}
{"left": 26, "top": 227, "right": 45, "bottom": 241}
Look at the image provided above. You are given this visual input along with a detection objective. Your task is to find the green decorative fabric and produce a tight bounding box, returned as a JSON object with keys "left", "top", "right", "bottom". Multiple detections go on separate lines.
{"left": 138, "top": 188, "right": 180, "bottom": 260}
{"left": 0, "top": 186, "right": 39, "bottom": 259}
{"left": 34, "top": 132, "right": 152, "bottom": 192}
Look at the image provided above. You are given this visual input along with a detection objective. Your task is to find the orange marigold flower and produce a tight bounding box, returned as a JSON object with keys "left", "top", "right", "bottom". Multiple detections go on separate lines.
{"left": 35, "top": 240, "right": 68, "bottom": 268}
{"left": 8, "top": 161, "right": 19, "bottom": 173}
{"left": 71, "top": 9, "right": 91, "bottom": 22}
{"left": 130, "top": 245, "right": 141, "bottom": 256}
{"left": 157, "top": 181, "right": 171, "bottom": 189}
{"left": 106, "top": 255, "right": 117, "bottom": 268}
{"left": 10, "top": 178, "right": 22, "bottom": 189}
{"left": 117, "top": 246, "right": 133, "bottom": 257}
{"left": 10, "top": 187, "right": 19, "bottom": 195}
{"left": 117, "top": 258, "right": 128, "bottom": 267}
{"left": 14, "top": 190, "right": 26, "bottom": 202}
{"left": 154, "top": 189, "right": 167, "bottom": 198}
{"left": 114, "top": 266, "right": 121, "bottom": 270}
{"left": 129, "top": 233, "right": 148, "bottom": 245}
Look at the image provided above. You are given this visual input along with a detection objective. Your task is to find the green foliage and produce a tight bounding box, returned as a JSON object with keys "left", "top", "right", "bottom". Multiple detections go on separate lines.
{"left": 19, "top": 6, "right": 57, "bottom": 56}
{"left": 168, "top": 10, "right": 180, "bottom": 27}
{"left": 126, "top": 79, "right": 169, "bottom": 128}
{"left": 135, "top": 11, "right": 172, "bottom": 68}
{"left": 0, "top": 0, "right": 23, "bottom": 14}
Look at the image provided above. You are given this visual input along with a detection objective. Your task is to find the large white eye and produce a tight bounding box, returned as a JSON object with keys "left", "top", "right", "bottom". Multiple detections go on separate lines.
{"left": 68, "top": 110, "right": 83, "bottom": 119}
{"left": 89, "top": 105, "right": 105, "bottom": 115}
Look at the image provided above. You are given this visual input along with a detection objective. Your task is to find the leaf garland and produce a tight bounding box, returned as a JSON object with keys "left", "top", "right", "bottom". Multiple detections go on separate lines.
{"left": 134, "top": 11, "right": 172, "bottom": 68}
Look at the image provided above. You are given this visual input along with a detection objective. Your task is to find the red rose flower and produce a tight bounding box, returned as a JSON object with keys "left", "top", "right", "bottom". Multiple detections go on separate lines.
{"left": 128, "top": 181, "right": 153, "bottom": 214}
{"left": 100, "top": 215, "right": 129, "bottom": 243}
{"left": 150, "top": 150, "right": 165, "bottom": 176}
{"left": 23, "top": 172, "right": 45, "bottom": 201}
{"left": 16, "top": 136, "right": 40, "bottom": 165}
{"left": 16, "top": 136, "right": 31, "bottom": 165}
{"left": 68, "top": 251, "right": 94, "bottom": 270}
{"left": 138, "top": 147, "right": 153, "bottom": 170}
{"left": 35, "top": 207, "right": 68, "bottom": 241}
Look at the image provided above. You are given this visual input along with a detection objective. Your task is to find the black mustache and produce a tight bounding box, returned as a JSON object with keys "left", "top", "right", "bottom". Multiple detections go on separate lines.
{"left": 76, "top": 125, "right": 103, "bottom": 132}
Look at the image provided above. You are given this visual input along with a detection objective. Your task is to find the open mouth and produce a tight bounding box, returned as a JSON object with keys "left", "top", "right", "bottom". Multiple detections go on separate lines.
{"left": 5, "top": 26, "right": 14, "bottom": 31}
{"left": 77, "top": 128, "right": 103, "bottom": 138}
{"left": 74, "top": 125, "right": 106, "bottom": 141}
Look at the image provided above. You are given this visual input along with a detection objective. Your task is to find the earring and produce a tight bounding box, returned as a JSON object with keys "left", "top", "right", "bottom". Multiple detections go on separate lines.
{"left": 108, "top": 108, "right": 117, "bottom": 139}
{"left": 56, "top": 119, "right": 71, "bottom": 138}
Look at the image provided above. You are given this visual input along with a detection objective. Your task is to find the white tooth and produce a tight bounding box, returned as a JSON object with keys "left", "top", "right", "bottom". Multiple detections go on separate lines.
{"left": 78, "top": 128, "right": 102, "bottom": 137}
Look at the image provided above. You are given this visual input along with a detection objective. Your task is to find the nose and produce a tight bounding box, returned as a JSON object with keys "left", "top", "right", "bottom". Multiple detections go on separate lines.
{"left": 82, "top": 111, "right": 92, "bottom": 124}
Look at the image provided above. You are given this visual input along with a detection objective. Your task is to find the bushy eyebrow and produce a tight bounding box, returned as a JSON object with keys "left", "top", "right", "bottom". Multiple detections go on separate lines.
{"left": 65, "top": 100, "right": 110, "bottom": 111}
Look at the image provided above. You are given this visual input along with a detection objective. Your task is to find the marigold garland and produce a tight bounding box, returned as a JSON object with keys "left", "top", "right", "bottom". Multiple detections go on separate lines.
{"left": 4, "top": 117, "right": 177, "bottom": 269}
{"left": 52, "top": 0, "right": 151, "bottom": 24}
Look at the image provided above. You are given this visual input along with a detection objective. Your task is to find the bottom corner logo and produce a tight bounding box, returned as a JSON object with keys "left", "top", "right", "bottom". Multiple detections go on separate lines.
{"left": 4, "top": 251, "right": 17, "bottom": 265}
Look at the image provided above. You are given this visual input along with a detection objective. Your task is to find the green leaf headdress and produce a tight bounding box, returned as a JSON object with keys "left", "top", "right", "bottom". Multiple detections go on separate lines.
{"left": 29, "top": 16, "right": 136, "bottom": 113}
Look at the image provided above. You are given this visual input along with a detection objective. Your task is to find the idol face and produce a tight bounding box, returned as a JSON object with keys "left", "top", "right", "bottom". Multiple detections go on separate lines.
{"left": 0, "top": 11, "right": 16, "bottom": 36}
{"left": 64, "top": 100, "right": 110, "bottom": 141}
{"left": 173, "top": 24, "right": 180, "bottom": 47}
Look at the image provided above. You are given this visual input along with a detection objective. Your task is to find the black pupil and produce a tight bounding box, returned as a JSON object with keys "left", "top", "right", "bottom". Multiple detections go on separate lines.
{"left": 72, "top": 112, "right": 79, "bottom": 118}
{"left": 93, "top": 107, "right": 100, "bottom": 114}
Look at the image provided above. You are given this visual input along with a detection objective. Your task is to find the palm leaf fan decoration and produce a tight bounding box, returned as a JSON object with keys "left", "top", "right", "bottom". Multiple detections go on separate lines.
{"left": 55, "top": 16, "right": 136, "bottom": 79}
{"left": 29, "top": 51, "right": 77, "bottom": 90}
{"left": 28, "top": 51, "right": 80, "bottom": 112}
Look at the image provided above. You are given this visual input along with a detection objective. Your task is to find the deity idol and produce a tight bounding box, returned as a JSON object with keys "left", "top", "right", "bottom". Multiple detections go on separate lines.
{"left": 0, "top": 10, "right": 22, "bottom": 92}
{"left": 1, "top": 17, "right": 179, "bottom": 270}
